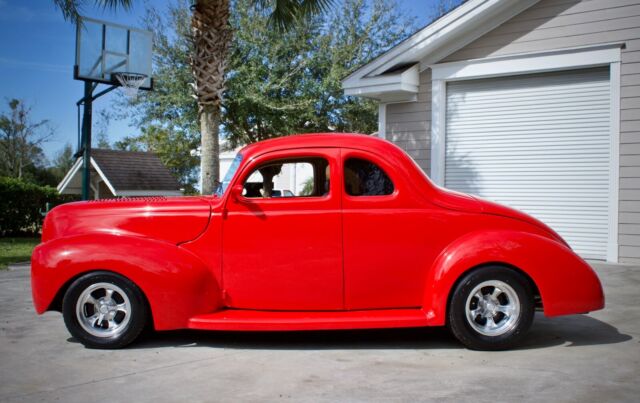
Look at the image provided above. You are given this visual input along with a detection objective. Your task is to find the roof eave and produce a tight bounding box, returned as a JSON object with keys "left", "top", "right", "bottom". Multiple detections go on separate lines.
{"left": 343, "top": 64, "right": 420, "bottom": 102}
{"left": 342, "top": 0, "right": 541, "bottom": 97}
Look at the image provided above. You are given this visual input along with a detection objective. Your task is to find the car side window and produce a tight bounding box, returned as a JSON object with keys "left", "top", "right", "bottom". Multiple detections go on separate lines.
{"left": 344, "top": 158, "right": 394, "bottom": 196}
{"left": 243, "top": 158, "right": 330, "bottom": 198}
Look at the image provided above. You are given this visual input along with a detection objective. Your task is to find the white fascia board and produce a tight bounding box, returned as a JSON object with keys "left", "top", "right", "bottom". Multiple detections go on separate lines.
{"left": 343, "top": 65, "right": 420, "bottom": 100}
{"left": 57, "top": 158, "right": 83, "bottom": 193}
{"left": 90, "top": 157, "right": 118, "bottom": 197}
{"left": 430, "top": 43, "right": 623, "bottom": 81}
{"left": 344, "top": 82, "right": 419, "bottom": 97}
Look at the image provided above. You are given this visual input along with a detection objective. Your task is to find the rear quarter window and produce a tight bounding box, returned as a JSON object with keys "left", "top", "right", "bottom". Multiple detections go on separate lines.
{"left": 344, "top": 158, "right": 394, "bottom": 196}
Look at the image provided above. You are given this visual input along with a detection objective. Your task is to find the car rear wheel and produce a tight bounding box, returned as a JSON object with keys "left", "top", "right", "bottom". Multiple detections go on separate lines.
{"left": 62, "top": 271, "right": 147, "bottom": 349}
{"left": 448, "top": 266, "right": 535, "bottom": 350}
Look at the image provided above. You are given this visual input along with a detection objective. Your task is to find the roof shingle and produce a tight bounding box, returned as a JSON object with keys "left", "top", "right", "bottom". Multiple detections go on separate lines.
{"left": 91, "top": 149, "right": 181, "bottom": 191}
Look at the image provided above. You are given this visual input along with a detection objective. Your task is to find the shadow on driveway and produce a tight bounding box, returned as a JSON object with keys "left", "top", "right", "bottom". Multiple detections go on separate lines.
{"left": 68, "top": 313, "right": 632, "bottom": 351}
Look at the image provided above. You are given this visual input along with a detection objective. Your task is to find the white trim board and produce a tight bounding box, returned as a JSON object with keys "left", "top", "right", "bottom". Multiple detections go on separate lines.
{"left": 608, "top": 61, "right": 621, "bottom": 263}
{"left": 56, "top": 156, "right": 118, "bottom": 197}
{"left": 90, "top": 157, "right": 117, "bottom": 197}
{"left": 429, "top": 44, "right": 622, "bottom": 262}
{"left": 57, "top": 158, "right": 83, "bottom": 193}
{"left": 429, "top": 44, "right": 623, "bottom": 81}
{"left": 378, "top": 104, "right": 387, "bottom": 140}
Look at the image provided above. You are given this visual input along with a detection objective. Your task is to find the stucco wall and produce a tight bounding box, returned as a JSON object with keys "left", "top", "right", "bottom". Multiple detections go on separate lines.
{"left": 383, "top": 0, "right": 640, "bottom": 263}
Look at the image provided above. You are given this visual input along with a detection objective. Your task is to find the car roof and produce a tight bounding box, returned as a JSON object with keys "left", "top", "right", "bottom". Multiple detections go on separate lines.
{"left": 238, "top": 133, "right": 399, "bottom": 159}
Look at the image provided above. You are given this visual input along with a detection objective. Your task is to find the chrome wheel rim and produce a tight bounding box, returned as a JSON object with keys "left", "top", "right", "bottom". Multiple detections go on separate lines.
{"left": 465, "top": 280, "right": 520, "bottom": 337}
{"left": 76, "top": 282, "right": 131, "bottom": 338}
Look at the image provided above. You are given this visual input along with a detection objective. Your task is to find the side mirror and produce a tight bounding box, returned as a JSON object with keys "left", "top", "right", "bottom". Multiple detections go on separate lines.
{"left": 231, "top": 184, "right": 244, "bottom": 202}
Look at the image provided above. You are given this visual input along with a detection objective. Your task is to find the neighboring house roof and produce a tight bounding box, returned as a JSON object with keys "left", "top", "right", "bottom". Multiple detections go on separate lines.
{"left": 342, "top": 0, "right": 541, "bottom": 102}
{"left": 57, "top": 149, "right": 181, "bottom": 197}
{"left": 90, "top": 149, "right": 180, "bottom": 191}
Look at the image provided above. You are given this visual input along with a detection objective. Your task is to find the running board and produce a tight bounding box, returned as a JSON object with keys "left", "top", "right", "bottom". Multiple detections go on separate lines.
{"left": 188, "top": 309, "right": 428, "bottom": 331}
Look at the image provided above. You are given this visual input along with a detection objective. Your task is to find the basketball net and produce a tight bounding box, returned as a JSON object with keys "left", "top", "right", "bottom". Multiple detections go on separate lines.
{"left": 114, "top": 72, "right": 148, "bottom": 99}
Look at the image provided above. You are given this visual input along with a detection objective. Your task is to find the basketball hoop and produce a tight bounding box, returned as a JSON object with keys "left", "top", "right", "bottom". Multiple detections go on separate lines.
{"left": 113, "top": 72, "right": 148, "bottom": 99}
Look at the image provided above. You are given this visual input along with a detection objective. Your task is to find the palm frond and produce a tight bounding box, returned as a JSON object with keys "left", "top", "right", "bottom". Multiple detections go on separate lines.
{"left": 52, "top": 0, "right": 132, "bottom": 24}
{"left": 97, "top": 0, "right": 133, "bottom": 11}
{"left": 250, "top": 0, "right": 335, "bottom": 31}
{"left": 299, "top": 0, "right": 333, "bottom": 18}
{"left": 52, "top": 0, "right": 81, "bottom": 23}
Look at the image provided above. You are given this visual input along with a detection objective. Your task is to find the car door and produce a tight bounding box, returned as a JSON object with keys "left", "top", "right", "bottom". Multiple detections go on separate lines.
{"left": 341, "top": 149, "right": 427, "bottom": 310}
{"left": 222, "top": 148, "right": 343, "bottom": 310}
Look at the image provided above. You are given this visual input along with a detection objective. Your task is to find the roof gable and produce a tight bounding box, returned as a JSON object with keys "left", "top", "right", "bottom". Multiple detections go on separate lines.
{"left": 342, "top": 0, "right": 541, "bottom": 102}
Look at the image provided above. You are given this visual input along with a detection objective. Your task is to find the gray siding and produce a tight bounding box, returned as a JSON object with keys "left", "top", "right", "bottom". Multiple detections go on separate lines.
{"left": 385, "top": 70, "right": 432, "bottom": 174}
{"left": 402, "top": 0, "right": 640, "bottom": 263}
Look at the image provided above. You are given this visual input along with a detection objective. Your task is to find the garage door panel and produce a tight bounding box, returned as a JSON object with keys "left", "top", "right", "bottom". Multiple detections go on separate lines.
{"left": 448, "top": 125, "right": 610, "bottom": 135}
{"left": 445, "top": 68, "right": 611, "bottom": 260}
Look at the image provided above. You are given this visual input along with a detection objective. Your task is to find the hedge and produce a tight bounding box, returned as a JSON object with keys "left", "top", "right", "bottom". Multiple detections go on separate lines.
{"left": 0, "top": 177, "right": 78, "bottom": 236}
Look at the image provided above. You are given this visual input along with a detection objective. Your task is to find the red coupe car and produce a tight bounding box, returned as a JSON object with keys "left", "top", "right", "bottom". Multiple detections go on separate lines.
{"left": 31, "top": 133, "right": 604, "bottom": 350}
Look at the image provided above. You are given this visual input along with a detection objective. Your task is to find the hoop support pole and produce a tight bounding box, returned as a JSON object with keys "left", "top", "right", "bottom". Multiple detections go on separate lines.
{"left": 81, "top": 81, "right": 93, "bottom": 201}
{"left": 76, "top": 84, "right": 117, "bottom": 106}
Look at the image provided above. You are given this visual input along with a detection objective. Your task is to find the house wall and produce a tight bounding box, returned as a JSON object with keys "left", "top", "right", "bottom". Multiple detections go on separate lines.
{"left": 385, "top": 70, "right": 433, "bottom": 175}
{"left": 383, "top": 0, "right": 640, "bottom": 263}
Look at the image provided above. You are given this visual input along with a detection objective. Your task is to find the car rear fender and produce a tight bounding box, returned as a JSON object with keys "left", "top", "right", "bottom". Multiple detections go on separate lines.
{"left": 422, "top": 230, "right": 604, "bottom": 326}
{"left": 31, "top": 233, "right": 222, "bottom": 330}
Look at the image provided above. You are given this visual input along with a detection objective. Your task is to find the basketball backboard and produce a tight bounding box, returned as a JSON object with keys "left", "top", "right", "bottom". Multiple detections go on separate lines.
{"left": 75, "top": 17, "right": 153, "bottom": 90}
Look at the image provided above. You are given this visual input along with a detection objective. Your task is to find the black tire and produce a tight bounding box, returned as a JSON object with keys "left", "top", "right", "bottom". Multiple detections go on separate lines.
{"left": 447, "top": 266, "right": 535, "bottom": 351}
{"left": 62, "top": 271, "right": 148, "bottom": 349}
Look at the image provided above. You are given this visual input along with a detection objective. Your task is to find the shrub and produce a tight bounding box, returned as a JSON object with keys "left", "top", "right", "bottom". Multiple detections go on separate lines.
{"left": 0, "top": 177, "right": 78, "bottom": 236}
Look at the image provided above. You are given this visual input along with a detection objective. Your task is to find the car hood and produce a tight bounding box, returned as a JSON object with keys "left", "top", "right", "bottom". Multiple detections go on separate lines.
{"left": 42, "top": 196, "right": 212, "bottom": 244}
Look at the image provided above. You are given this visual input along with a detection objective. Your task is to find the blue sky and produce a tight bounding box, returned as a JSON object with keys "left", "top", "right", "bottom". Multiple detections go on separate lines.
{"left": 0, "top": 0, "right": 432, "bottom": 161}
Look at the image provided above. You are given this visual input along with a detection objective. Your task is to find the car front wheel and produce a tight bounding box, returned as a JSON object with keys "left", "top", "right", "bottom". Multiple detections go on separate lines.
{"left": 62, "top": 271, "right": 148, "bottom": 349}
{"left": 448, "top": 266, "right": 535, "bottom": 350}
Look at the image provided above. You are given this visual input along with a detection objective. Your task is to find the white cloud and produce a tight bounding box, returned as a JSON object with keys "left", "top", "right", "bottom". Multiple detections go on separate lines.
{"left": 0, "top": 57, "right": 70, "bottom": 74}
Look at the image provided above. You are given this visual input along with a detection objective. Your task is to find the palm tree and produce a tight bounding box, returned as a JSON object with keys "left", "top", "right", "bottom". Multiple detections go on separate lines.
{"left": 53, "top": 0, "right": 334, "bottom": 194}
{"left": 192, "top": 0, "right": 333, "bottom": 194}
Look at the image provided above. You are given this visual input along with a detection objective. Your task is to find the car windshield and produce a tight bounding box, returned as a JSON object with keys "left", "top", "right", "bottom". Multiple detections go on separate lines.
{"left": 214, "top": 153, "right": 243, "bottom": 197}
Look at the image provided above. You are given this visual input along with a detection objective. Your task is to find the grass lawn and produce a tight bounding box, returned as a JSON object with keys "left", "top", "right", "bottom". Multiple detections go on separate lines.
{"left": 0, "top": 237, "right": 40, "bottom": 270}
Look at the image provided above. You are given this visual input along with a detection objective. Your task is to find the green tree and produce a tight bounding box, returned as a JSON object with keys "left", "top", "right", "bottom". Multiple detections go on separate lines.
{"left": 50, "top": 143, "right": 76, "bottom": 181}
{"left": 94, "top": 110, "right": 112, "bottom": 149}
{"left": 224, "top": 0, "right": 413, "bottom": 147}
{"left": 125, "top": 0, "right": 414, "bottom": 183}
{"left": 0, "top": 99, "right": 53, "bottom": 180}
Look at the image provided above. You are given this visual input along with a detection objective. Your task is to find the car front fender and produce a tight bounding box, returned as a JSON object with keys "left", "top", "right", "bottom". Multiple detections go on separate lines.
{"left": 422, "top": 230, "right": 604, "bottom": 326}
{"left": 31, "top": 233, "right": 222, "bottom": 330}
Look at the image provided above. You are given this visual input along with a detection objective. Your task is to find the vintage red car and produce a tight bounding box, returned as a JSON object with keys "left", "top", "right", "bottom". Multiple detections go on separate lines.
{"left": 31, "top": 133, "right": 604, "bottom": 350}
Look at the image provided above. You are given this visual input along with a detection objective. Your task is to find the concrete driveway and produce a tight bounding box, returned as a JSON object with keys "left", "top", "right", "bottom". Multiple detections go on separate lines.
{"left": 0, "top": 262, "right": 638, "bottom": 402}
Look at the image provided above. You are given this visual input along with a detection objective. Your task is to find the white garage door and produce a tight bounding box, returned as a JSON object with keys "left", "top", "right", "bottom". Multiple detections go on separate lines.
{"left": 445, "top": 68, "right": 611, "bottom": 259}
